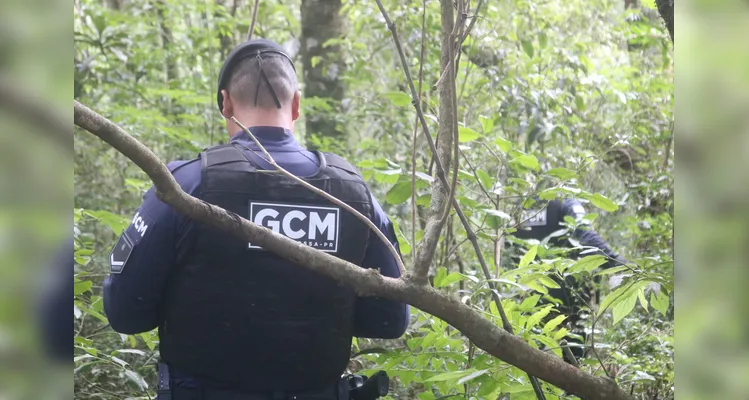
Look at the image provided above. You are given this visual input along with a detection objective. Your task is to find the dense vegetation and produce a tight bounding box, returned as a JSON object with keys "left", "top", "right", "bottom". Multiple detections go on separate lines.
{"left": 73, "top": 0, "right": 673, "bottom": 398}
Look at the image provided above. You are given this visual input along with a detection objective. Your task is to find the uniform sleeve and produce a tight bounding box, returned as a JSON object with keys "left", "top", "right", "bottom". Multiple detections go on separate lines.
{"left": 103, "top": 160, "right": 200, "bottom": 334}
{"left": 352, "top": 195, "right": 410, "bottom": 339}
{"left": 562, "top": 199, "right": 628, "bottom": 269}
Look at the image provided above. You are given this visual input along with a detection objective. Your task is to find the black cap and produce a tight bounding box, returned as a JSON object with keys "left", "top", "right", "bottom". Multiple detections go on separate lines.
{"left": 216, "top": 38, "right": 296, "bottom": 112}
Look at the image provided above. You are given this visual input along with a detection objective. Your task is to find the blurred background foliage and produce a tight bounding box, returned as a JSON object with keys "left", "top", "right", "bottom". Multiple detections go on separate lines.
{"left": 72, "top": 0, "right": 673, "bottom": 398}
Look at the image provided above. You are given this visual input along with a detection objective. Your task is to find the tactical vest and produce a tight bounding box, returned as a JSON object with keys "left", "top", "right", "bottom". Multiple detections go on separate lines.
{"left": 512, "top": 199, "right": 564, "bottom": 242}
{"left": 159, "top": 143, "right": 373, "bottom": 393}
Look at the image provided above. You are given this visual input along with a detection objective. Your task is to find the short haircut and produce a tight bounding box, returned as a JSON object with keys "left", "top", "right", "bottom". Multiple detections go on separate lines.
{"left": 226, "top": 53, "right": 298, "bottom": 109}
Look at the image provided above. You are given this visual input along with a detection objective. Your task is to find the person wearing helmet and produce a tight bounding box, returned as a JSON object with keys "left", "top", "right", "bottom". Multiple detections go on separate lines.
{"left": 103, "top": 38, "right": 409, "bottom": 400}
{"left": 509, "top": 196, "right": 628, "bottom": 364}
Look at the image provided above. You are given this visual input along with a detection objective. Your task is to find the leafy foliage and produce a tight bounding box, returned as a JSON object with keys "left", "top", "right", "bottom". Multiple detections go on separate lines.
{"left": 73, "top": 0, "right": 673, "bottom": 398}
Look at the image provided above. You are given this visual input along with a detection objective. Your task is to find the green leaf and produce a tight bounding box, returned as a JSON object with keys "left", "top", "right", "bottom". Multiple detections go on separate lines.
{"left": 538, "top": 275, "right": 561, "bottom": 288}
{"left": 520, "top": 295, "right": 541, "bottom": 310}
{"left": 589, "top": 193, "right": 619, "bottom": 212}
{"left": 538, "top": 32, "right": 548, "bottom": 49}
{"left": 526, "top": 304, "right": 554, "bottom": 329}
{"left": 495, "top": 136, "right": 512, "bottom": 152}
{"left": 458, "top": 126, "right": 481, "bottom": 143}
{"left": 383, "top": 91, "right": 412, "bottom": 107}
{"left": 567, "top": 255, "right": 607, "bottom": 274}
{"left": 112, "top": 349, "right": 147, "bottom": 357}
{"left": 433, "top": 267, "right": 448, "bottom": 288}
{"left": 598, "top": 281, "right": 649, "bottom": 317}
{"left": 421, "top": 332, "right": 439, "bottom": 350}
{"left": 479, "top": 115, "right": 494, "bottom": 133}
{"left": 637, "top": 287, "right": 649, "bottom": 311}
{"left": 612, "top": 289, "right": 638, "bottom": 325}
{"left": 435, "top": 272, "right": 468, "bottom": 288}
{"left": 641, "top": 0, "right": 656, "bottom": 8}
{"left": 546, "top": 167, "right": 578, "bottom": 180}
{"left": 519, "top": 245, "right": 538, "bottom": 267}
{"left": 476, "top": 170, "right": 493, "bottom": 190}
{"left": 553, "top": 327, "right": 569, "bottom": 341}
{"left": 651, "top": 290, "right": 669, "bottom": 316}
{"left": 385, "top": 181, "right": 412, "bottom": 204}
{"left": 423, "top": 369, "right": 480, "bottom": 382}
{"left": 124, "top": 370, "right": 149, "bottom": 390}
{"left": 521, "top": 40, "right": 534, "bottom": 58}
{"left": 542, "top": 315, "right": 567, "bottom": 333}
{"left": 84, "top": 210, "right": 130, "bottom": 234}
{"left": 511, "top": 154, "right": 540, "bottom": 171}
{"left": 594, "top": 265, "right": 630, "bottom": 276}
{"left": 457, "top": 369, "right": 490, "bottom": 384}
{"left": 74, "top": 280, "right": 93, "bottom": 296}
{"left": 533, "top": 334, "right": 561, "bottom": 357}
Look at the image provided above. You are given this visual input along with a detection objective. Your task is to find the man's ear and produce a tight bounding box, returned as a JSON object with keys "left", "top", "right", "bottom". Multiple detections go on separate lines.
{"left": 291, "top": 91, "right": 301, "bottom": 121}
{"left": 221, "top": 89, "right": 233, "bottom": 118}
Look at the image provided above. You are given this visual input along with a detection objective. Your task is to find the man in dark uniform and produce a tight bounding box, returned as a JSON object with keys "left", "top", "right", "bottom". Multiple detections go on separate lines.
{"left": 510, "top": 197, "right": 628, "bottom": 363}
{"left": 103, "top": 38, "right": 409, "bottom": 400}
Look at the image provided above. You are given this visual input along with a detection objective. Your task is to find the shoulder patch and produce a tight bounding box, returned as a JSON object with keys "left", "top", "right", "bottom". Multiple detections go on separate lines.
{"left": 127, "top": 208, "right": 155, "bottom": 244}
{"left": 110, "top": 231, "right": 134, "bottom": 274}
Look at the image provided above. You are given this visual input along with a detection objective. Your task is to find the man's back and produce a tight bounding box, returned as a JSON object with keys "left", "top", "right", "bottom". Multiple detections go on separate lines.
{"left": 104, "top": 127, "right": 409, "bottom": 393}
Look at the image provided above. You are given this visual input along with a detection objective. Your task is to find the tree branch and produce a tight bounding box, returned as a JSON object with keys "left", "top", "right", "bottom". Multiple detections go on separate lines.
{"left": 247, "top": 0, "right": 260, "bottom": 40}
{"left": 0, "top": 76, "right": 72, "bottom": 152}
{"left": 73, "top": 100, "right": 633, "bottom": 400}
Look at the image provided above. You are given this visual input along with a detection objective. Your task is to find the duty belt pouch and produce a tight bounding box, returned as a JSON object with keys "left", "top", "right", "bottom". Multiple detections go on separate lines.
{"left": 157, "top": 362, "right": 172, "bottom": 400}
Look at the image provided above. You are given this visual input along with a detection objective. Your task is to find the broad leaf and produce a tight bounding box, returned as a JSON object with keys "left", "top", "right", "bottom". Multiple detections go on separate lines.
{"left": 511, "top": 154, "right": 540, "bottom": 171}
{"left": 521, "top": 40, "right": 534, "bottom": 58}
{"left": 589, "top": 193, "right": 619, "bottom": 212}
{"left": 519, "top": 245, "right": 538, "bottom": 267}
{"left": 458, "top": 126, "right": 481, "bottom": 142}
{"left": 385, "top": 181, "right": 412, "bottom": 204}
{"left": 383, "top": 91, "right": 411, "bottom": 107}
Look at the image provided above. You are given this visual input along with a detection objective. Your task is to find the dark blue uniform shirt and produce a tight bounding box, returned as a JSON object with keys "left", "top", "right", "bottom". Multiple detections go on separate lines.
{"left": 103, "top": 127, "right": 409, "bottom": 384}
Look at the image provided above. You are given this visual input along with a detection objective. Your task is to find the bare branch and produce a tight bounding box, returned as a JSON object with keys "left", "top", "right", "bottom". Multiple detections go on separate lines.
{"left": 247, "top": 0, "right": 260, "bottom": 40}
{"left": 0, "top": 76, "right": 72, "bottom": 151}
{"left": 230, "top": 116, "right": 406, "bottom": 276}
{"left": 73, "top": 100, "right": 634, "bottom": 400}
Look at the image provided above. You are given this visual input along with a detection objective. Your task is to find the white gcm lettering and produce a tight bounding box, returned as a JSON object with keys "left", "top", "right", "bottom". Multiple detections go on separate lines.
{"left": 254, "top": 208, "right": 336, "bottom": 240}
{"left": 132, "top": 211, "right": 149, "bottom": 237}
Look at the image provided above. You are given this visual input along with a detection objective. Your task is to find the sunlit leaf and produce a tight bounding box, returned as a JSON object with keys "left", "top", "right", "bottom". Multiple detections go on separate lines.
{"left": 546, "top": 167, "right": 578, "bottom": 180}
{"left": 542, "top": 315, "right": 567, "bottom": 333}
{"left": 526, "top": 304, "right": 554, "bottom": 329}
{"left": 479, "top": 115, "right": 494, "bottom": 133}
{"left": 651, "top": 289, "right": 669, "bottom": 316}
{"left": 511, "top": 154, "right": 540, "bottom": 171}
{"left": 521, "top": 40, "right": 534, "bottom": 58}
{"left": 383, "top": 91, "right": 411, "bottom": 107}
{"left": 589, "top": 193, "right": 619, "bottom": 212}
{"left": 458, "top": 126, "right": 481, "bottom": 143}
{"left": 519, "top": 245, "right": 538, "bottom": 267}
{"left": 423, "top": 368, "right": 480, "bottom": 382}
{"left": 385, "top": 181, "right": 412, "bottom": 204}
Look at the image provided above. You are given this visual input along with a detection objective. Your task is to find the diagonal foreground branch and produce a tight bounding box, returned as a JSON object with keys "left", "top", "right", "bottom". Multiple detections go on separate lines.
{"left": 74, "top": 100, "right": 633, "bottom": 400}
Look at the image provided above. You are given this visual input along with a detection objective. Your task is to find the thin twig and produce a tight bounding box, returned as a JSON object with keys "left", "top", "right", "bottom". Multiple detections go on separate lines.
{"left": 231, "top": 117, "right": 406, "bottom": 275}
{"left": 247, "top": 0, "right": 260, "bottom": 40}
{"left": 374, "top": 1, "right": 545, "bottom": 397}
{"left": 411, "top": 0, "right": 428, "bottom": 268}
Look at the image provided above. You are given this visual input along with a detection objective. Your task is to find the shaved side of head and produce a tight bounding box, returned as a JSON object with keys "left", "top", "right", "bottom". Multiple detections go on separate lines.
{"left": 226, "top": 54, "right": 298, "bottom": 110}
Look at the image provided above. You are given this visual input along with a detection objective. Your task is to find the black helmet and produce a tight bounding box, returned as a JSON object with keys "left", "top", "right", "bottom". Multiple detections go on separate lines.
{"left": 216, "top": 38, "right": 296, "bottom": 112}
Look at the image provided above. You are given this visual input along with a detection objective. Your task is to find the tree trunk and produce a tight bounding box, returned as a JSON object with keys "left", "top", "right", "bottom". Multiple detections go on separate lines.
{"left": 655, "top": 0, "right": 674, "bottom": 42}
{"left": 300, "top": 0, "right": 347, "bottom": 147}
